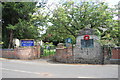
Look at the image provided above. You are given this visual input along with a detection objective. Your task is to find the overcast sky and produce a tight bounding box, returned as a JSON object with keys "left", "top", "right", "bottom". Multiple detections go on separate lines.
{"left": 104, "top": 0, "right": 119, "bottom": 7}
{"left": 45, "top": 0, "right": 119, "bottom": 6}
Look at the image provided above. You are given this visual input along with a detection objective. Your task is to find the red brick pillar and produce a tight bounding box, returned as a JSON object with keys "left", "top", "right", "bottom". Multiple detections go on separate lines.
{"left": 111, "top": 48, "right": 120, "bottom": 59}
{"left": 37, "top": 45, "right": 40, "bottom": 58}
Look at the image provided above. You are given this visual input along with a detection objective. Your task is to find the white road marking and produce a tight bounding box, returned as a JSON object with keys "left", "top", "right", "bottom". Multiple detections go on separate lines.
{"left": 78, "top": 76, "right": 96, "bottom": 78}
{"left": 2, "top": 68, "right": 42, "bottom": 75}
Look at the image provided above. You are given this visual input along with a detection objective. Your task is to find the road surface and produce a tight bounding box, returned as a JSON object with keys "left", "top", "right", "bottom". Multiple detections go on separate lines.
{"left": 0, "top": 58, "right": 119, "bottom": 78}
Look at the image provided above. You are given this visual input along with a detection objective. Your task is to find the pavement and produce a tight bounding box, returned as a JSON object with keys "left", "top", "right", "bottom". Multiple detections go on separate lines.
{"left": 0, "top": 58, "right": 119, "bottom": 79}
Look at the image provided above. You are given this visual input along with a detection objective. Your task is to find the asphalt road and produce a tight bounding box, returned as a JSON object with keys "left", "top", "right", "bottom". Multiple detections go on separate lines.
{"left": 0, "top": 58, "right": 119, "bottom": 78}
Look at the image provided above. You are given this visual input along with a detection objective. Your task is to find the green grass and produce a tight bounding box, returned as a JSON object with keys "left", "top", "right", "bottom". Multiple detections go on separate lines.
{"left": 41, "top": 49, "right": 56, "bottom": 57}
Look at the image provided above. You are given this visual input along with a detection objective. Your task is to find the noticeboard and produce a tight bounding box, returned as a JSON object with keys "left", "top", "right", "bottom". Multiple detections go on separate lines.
{"left": 21, "top": 39, "right": 34, "bottom": 46}
{"left": 65, "top": 38, "right": 72, "bottom": 43}
{"left": 81, "top": 39, "right": 94, "bottom": 48}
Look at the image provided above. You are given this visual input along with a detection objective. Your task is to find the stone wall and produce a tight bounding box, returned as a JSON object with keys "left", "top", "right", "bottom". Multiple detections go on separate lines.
{"left": 74, "top": 29, "right": 103, "bottom": 64}
{"left": 73, "top": 40, "right": 102, "bottom": 63}
{"left": 54, "top": 28, "right": 116, "bottom": 64}
{"left": 55, "top": 45, "right": 120, "bottom": 64}
{"left": 1, "top": 45, "right": 40, "bottom": 60}
{"left": 54, "top": 28, "right": 103, "bottom": 64}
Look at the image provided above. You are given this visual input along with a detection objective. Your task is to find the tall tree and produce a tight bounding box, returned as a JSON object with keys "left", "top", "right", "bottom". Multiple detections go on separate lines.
{"left": 45, "top": 1, "right": 116, "bottom": 44}
{"left": 2, "top": 2, "right": 37, "bottom": 48}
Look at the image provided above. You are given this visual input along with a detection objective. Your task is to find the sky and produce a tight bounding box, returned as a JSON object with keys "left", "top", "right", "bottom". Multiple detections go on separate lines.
{"left": 104, "top": 0, "right": 119, "bottom": 7}
{"left": 37, "top": 0, "right": 119, "bottom": 12}
{"left": 104, "top": 0, "right": 119, "bottom": 20}
{"left": 45, "top": 0, "right": 119, "bottom": 6}
{"left": 43, "top": 0, "right": 119, "bottom": 14}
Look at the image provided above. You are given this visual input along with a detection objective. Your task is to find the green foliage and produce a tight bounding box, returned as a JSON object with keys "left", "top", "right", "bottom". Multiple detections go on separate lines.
{"left": 41, "top": 49, "right": 55, "bottom": 57}
{"left": 13, "top": 19, "right": 40, "bottom": 39}
{"left": 0, "top": 42, "right": 3, "bottom": 45}
{"left": 2, "top": 2, "right": 37, "bottom": 25}
{"left": 43, "top": 42, "right": 55, "bottom": 49}
{"left": 2, "top": 2, "right": 46, "bottom": 48}
{"left": 6, "top": 24, "right": 17, "bottom": 30}
{"left": 2, "top": 2, "right": 38, "bottom": 48}
{"left": 44, "top": 1, "right": 118, "bottom": 45}
{"left": 2, "top": 1, "right": 119, "bottom": 48}
{"left": 41, "top": 42, "right": 56, "bottom": 57}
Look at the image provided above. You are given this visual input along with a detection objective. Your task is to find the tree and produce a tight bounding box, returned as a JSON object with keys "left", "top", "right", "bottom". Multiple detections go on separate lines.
{"left": 12, "top": 19, "right": 40, "bottom": 40}
{"left": 2, "top": 2, "right": 38, "bottom": 48}
{"left": 45, "top": 1, "right": 116, "bottom": 45}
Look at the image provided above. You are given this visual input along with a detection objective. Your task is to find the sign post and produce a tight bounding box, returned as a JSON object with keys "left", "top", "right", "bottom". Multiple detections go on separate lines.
{"left": 65, "top": 38, "right": 74, "bottom": 56}
{"left": 65, "top": 38, "right": 72, "bottom": 47}
{"left": 65, "top": 38, "right": 72, "bottom": 43}
{"left": 21, "top": 39, "right": 34, "bottom": 47}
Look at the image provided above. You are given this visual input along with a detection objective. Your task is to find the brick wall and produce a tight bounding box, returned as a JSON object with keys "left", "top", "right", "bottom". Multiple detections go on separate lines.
{"left": 1, "top": 45, "right": 41, "bottom": 60}
{"left": 55, "top": 47, "right": 74, "bottom": 63}
{"left": 111, "top": 48, "right": 120, "bottom": 59}
{"left": 2, "top": 49, "right": 17, "bottom": 59}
